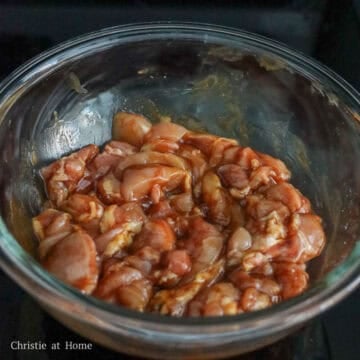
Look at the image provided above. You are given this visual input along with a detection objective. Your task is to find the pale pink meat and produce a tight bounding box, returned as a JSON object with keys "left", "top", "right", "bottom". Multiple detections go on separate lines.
{"left": 182, "top": 132, "right": 218, "bottom": 155}
{"left": 95, "top": 202, "right": 146, "bottom": 256}
{"left": 94, "top": 264, "right": 144, "bottom": 301}
{"left": 42, "top": 229, "right": 99, "bottom": 294}
{"left": 120, "top": 165, "right": 191, "bottom": 202}
{"left": 201, "top": 170, "right": 232, "bottom": 226}
{"left": 141, "top": 139, "right": 179, "bottom": 153}
{"left": 33, "top": 208, "right": 72, "bottom": 243}
{"left": 229, "top": 268, "right": 281, "bottom": 297}
{"left": 32, "top": 208, "right": 73, "bottom": 259}
{"left": 222, "top": 146, "right": 260, "bottom": 170}
{"left": 149, "top": 260, "right": 224, "bottom": 316}
{"left": 115, "top": 151, "right": 189, "bottom": 177}
{"left": 60, "top": 193, "right": 103, "bottom": 237}
{"left": 34, "top": 112, "right": 326, "bottom": 317}
{"left": 88, "top": 140, "right": 137, "bottom": 180}
{"left": 184, "top": 217, "right": 224, "bottom": 274}
{"left": 155, "top": 249, "right": 192, "bottom": 287}
{"left": 116, "top": 278, "right": 153, "bottom": 311}
{"left": 273, "top": 262, "right": 308, "bottom": 300}
{"left": 268, "top": 213, "right": 325, "bottom": 263}
{"left": 169, "top": 193, "right": 194, "bottom": 213}
{"left": 95, "top": 255, "right": 154, "bottom": 311}
{"left": 265, "top": 182, "right": 311, "bottom": 213}
{"left": 132, "top": 219, "right": 176, "bottom": 253}
{"left": 41, "top": 144, "right": 99, "bottom": 206}
{"left": 144, "top": 122, "right": 188, "bottom": 143}
{"left": 218, "top": 164, "right": 249, "bottom": 190}
{"left": 226, "top": 226, "right": 252, "bottom": 267}
{"left": 256, "top": 152, "right": 291, "bottom": 182}
{"left": 112, "top": 112, "right": 152, "bottom": 147}
{"left": 188, "top": 282, "right": 241, "bottom": 316}
{"left": 163, "top": 250, "right": 192, "bottom": 276}
{"left": 177, "top": 144, "right": 208, "bottom": 184}
{"left": 97, "top": 171, "right": 122, "bottom": 205}
{"left": 240, "top": 288, "right": 272, "bottom": 312}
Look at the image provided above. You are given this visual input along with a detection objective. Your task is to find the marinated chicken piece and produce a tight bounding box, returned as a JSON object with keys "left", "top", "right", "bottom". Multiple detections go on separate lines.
{"left": 182, "top": 132, "right": 219, "bottom": 155}
{"left": 241, "top": 251, "right": 270, "bottom": 272}
{"left": 184, "top": 217, "right": 224, "bottom": 275}
{"left": 33, "top": 208, "right": 71, "bottom": 242}
{"left": 96, "top": 248, "right": 159, "bottom": 308}
{"left": 162, "top": 250, "right": 192, "bottom": 277}
{"left": 116, "top": 278, "right": 153, "bottom": 311}
{"left": 243, "top": 193, "right": 291, "bottom": 255}
{"left": 98, "top": 261, "right": 142, "bottom": 289}
{"left": 127, "top": 221, "right": 180, "bottom": 287}
{"left": 155, "top": 249, "right": 192, "bottom": 287}
{"left": 246, "top": 195, "right": 290, "bottom": 222}
{"left": 73, "top": 169, "right": 94, "bottom": 194}
{"left": 94, "top": 263, "right": 144, "bottom": 301}
{"left": 294, "top": 214, "right": 325, "bottom": 261}
{"left": 256, "top": 152, "right": 291, "bottom": 182}
{"left": 41, "top": 144, "right": 99, "bottom": 206}
{"left": 99, "top": 248, "right": 156, "bottom": 311}
{"left": 95, "top": 203, "right": 145, "bottom": 256}
{"left": 240, "top": 288, "right": 272, "bottom": 312}
{"left": 97, "top": 171, "right": 122, "bottom": 205}
{"left": 248, "top": 215, "right": 287, "bottom": 253}
{"left": 115, "top": 151, "right": 189, "bottom": 176}
{"left": 188, "top": 282, "right": 241, "bottom": 316}
{"left": 208, "top": 137, "right": 239, "bottom": 167}
{"left": 60, "top": 193, "right": 104, "bottom": 237}
{"left": 34, "top": 112, "right": 326, "bottom": 317}
{"left": 88, "top": 140, "right": 137, "bottom": 180}
{"left": 144, "top": 122, "right": 188, "bottom": 143}
{"left": 229, "top": 202, "right": 246, "bottom": 229}
{"left": 201, "top": 170, "right": 232, "bottom": 226}
{"left": 226, "top": 227, "right": 252, "bottom": 267}
{"left": 265, "top": 183, "right": 311, "bottom": 214}
{"left": 42, "top": 229, "right": 99, "bottom": 294}
{"left": 32, "top": 208, "right": 73, "bottom": 259}
{"left": 177, "top": 144, "right": 208, "bottom": 184}
{"left": 273, "top": 262, "right": 308, "bottom": 300}
{"left": 112, "top": 112, "right": 152, "bottom": 147}
{"left": 104, "top": 141, "right": 137, "bottom": 157}
{"left": 222, "top": 146, "right": 260, "bottom": 170}
{"left": 126, "top": 246, "right": 161, "bottom": 275}
{"left": 61, "top": 193, "right": 103, "bottom": 223}
{"left": 268, "top": 213, "right": 325, "bottom": 263}
{"left": 99, "top": 202, "right": 145, "bottom": 235}
{"left": 149, "top": 260, "right": 224, "bottom": 316}
{"left": 148, "top": 199, "right": 176, "bottom": 219}
{"left": 169, "top": 193, "right": 194, "bottom": 213}
{"left": 183, "top": 133, "right": 241, "bottom": 172}
{"left": 141, "top": 138, "right": 179, "bottom": 153}
{"left": 120, "top": 165, "right": 191, "bottom": 202}
{"left": 148, "top": 200, "right": 190, "bottom": 237}
{"left": 183, "top": 133, "right": 237, "bottom": 159}
{"left": 132, "top": 219, "right": 176, "bottom": 253}
{"left": 248, "top": 166, "right": 277, "bottom": 190}
{"left": 223, "top": 157, "right": 277, "bottom": 201}
{"left": 218, "top": 164, "right": 249, "bottom": 194}
{"left": 229, "top": 268, "right": 281, "bottom": 297}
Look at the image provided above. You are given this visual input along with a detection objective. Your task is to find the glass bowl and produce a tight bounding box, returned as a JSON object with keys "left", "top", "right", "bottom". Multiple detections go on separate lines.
{"left": 0, "top": 23, "right": 359, "bottom": 359}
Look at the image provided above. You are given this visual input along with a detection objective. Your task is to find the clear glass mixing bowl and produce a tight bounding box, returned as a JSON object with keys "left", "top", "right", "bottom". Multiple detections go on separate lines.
{"left": 0, "top": 23, "right": 359, "bottom": 359}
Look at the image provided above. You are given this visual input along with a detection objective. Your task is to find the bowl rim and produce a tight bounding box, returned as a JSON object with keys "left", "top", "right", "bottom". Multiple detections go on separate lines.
{"left": 0, "top": 21, "right": 359, "bottom": 334}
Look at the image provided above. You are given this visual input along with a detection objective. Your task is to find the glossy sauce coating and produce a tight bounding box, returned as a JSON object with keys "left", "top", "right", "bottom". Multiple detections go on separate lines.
{"left": 32, "top": 112, "right": 326, "bottom": 317}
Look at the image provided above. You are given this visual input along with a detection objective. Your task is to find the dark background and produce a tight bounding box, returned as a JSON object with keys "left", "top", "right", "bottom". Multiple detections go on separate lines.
{"left": 0, "top": 1, "right": 359, "bottom": 359}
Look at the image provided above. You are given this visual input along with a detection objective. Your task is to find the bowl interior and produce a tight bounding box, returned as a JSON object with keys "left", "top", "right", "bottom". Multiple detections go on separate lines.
{"left": 0, "top": 27, "right": 359, "bottom": 295}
